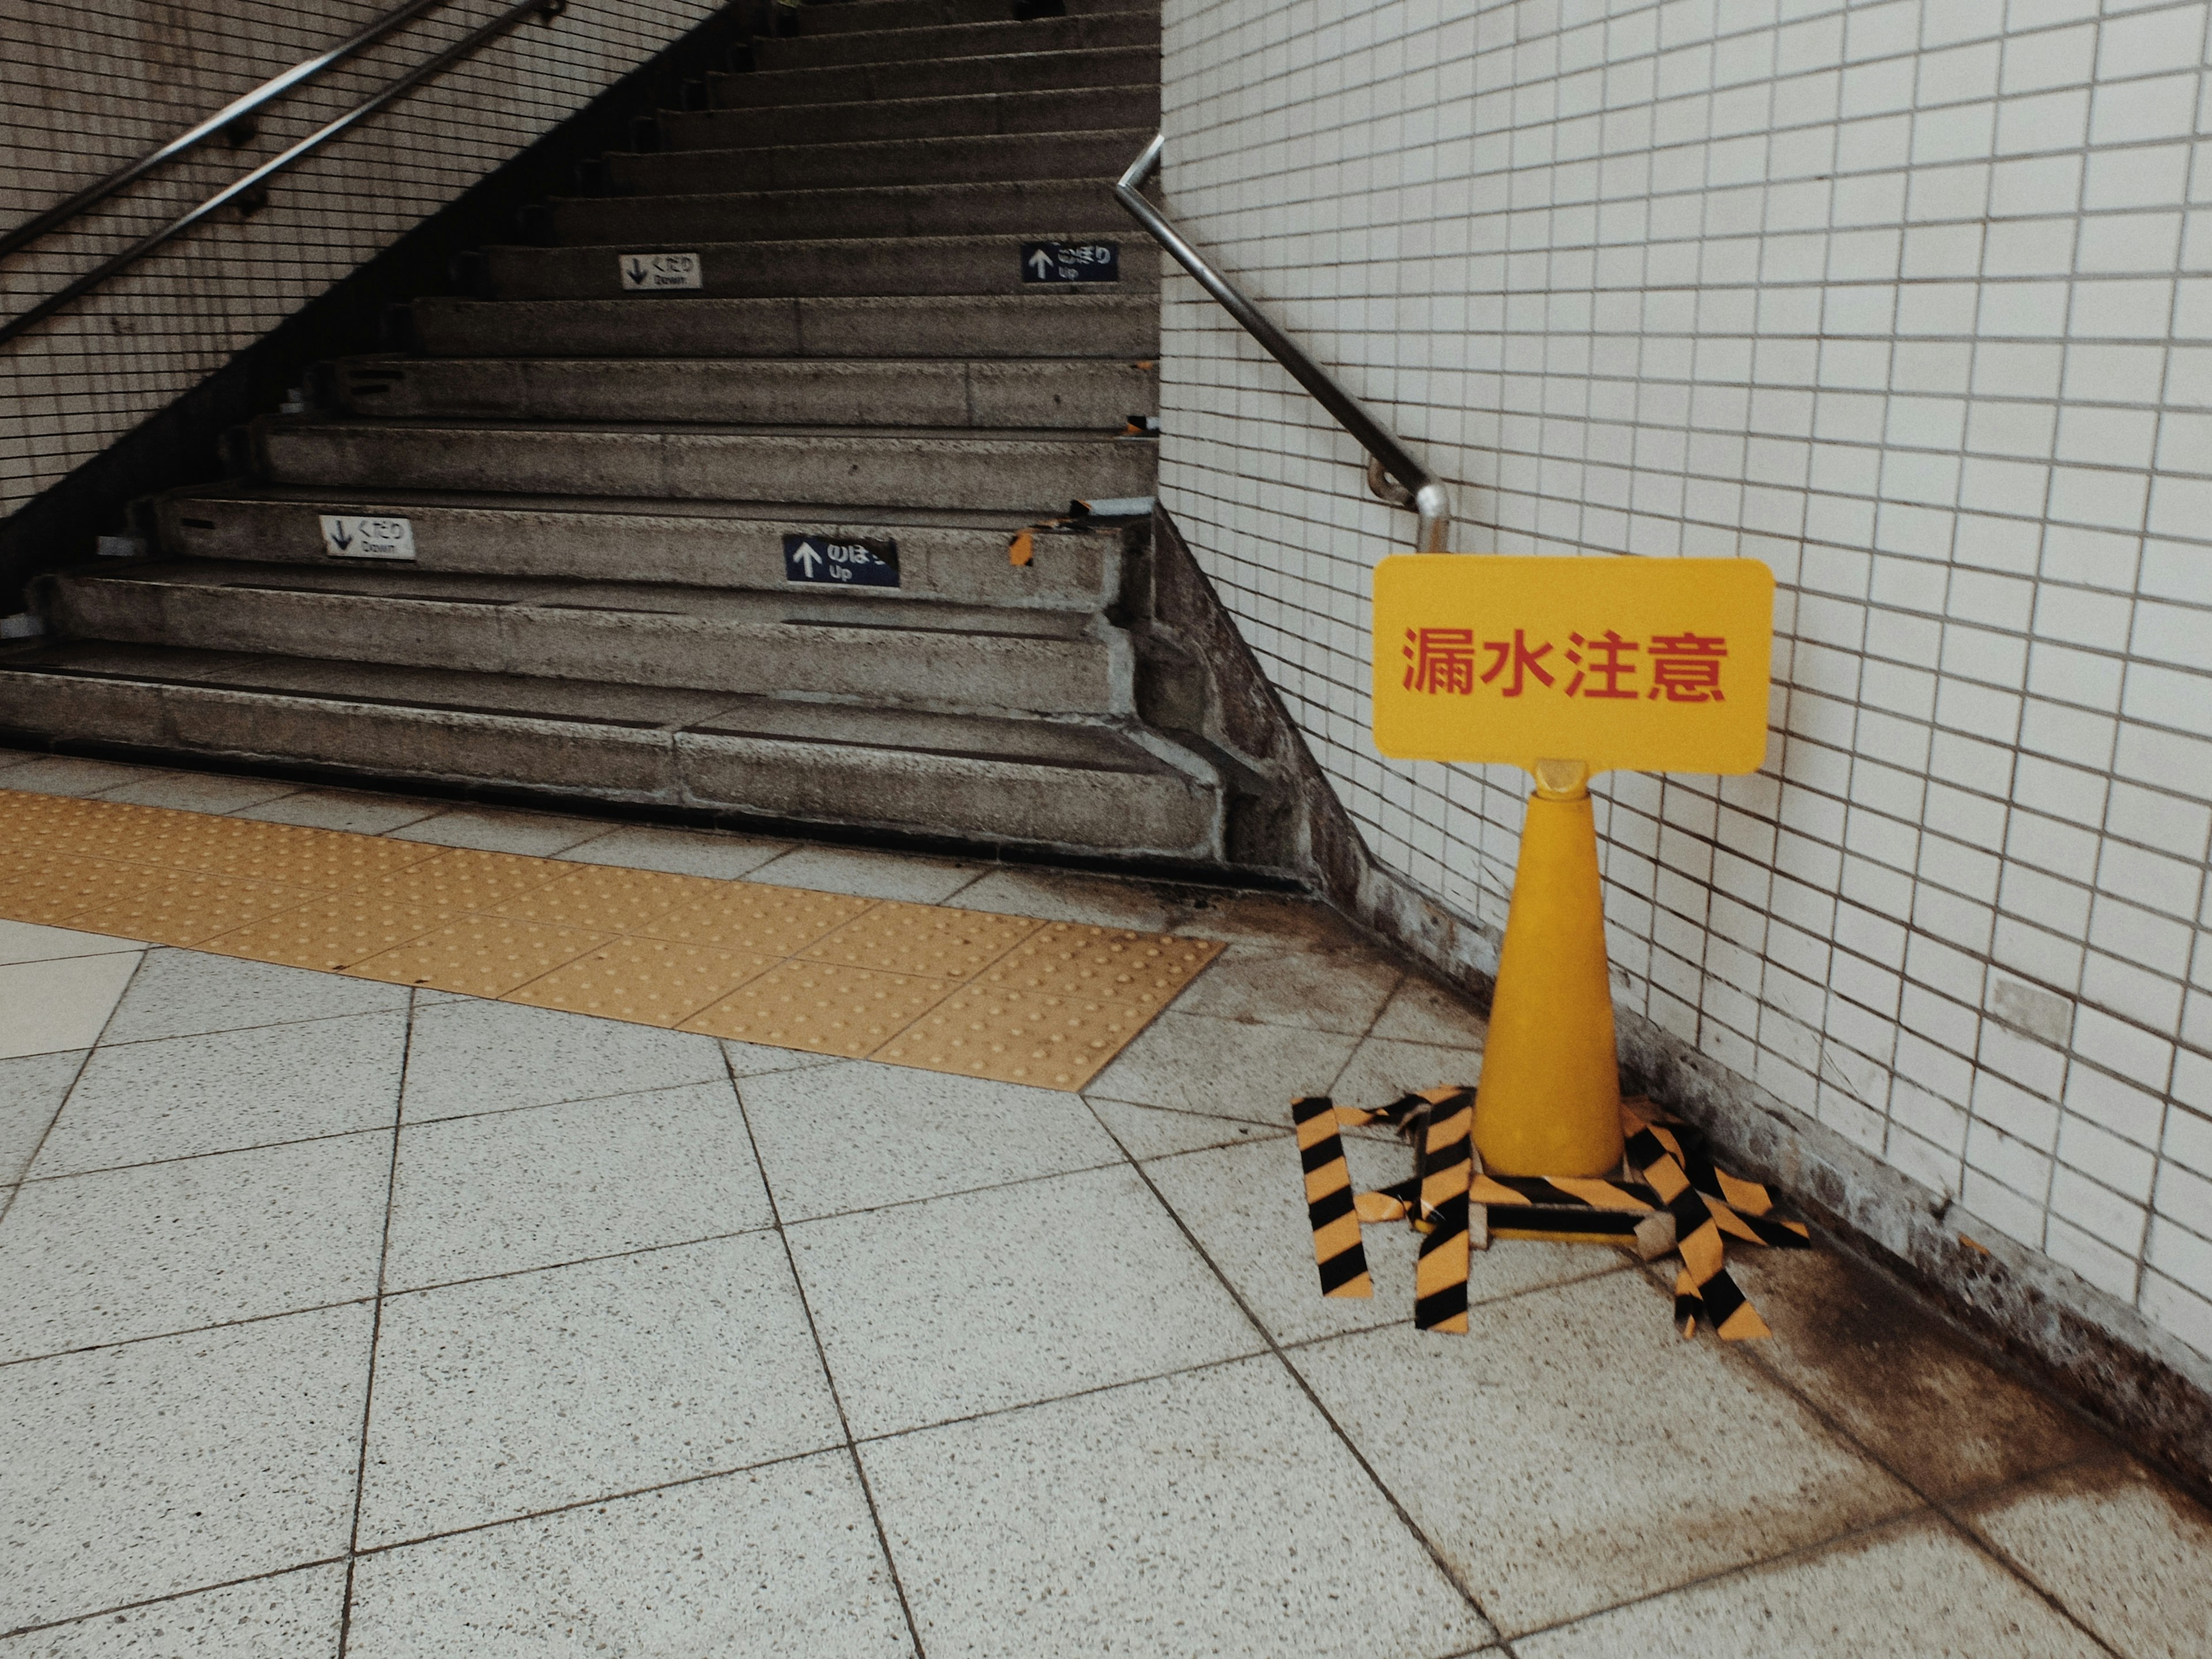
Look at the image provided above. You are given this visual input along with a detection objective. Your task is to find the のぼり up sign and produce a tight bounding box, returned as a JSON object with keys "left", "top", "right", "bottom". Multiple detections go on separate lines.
{"left": 1371, "top": 555, "right": 1774, "bottom": 775}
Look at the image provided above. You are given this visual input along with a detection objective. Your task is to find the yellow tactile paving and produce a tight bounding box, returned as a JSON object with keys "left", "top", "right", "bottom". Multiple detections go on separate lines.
{"left": 510, "top": 936, "right": 779, "bottom": 1025}
{"left": 0, "top": 788, "right": 1223, "bottom": 1090}
{"left": 975, "top": 925, "right": 1226, "bottom": 1014}
{"left": 199, "top": 892, "right": 458, "bottom": 972}
{"left": 348, "top": 916, "right": 614, "bottom": 998}
{"left": 71, "top": 875, "right": 327, "bottom": 949}
{"left": 682, "top": 960, "right": 955, "bottom": 1056}
{"left": 642, "top": 882, "right": 873, "bottom": 955}
{"left": 361, "top": 847, "right": 571, "bottom": 910}
{"left": 800, "top": 901, "right": 1041, "bottom": 979}
{"left": 0, "top": 854, "right": 176, "bottom": 926}
{"left": 876, "top": 983, "right": 1154, "bottom": 1090}
{"left": 485, "top": 863, "right": 724, "bottom": 933}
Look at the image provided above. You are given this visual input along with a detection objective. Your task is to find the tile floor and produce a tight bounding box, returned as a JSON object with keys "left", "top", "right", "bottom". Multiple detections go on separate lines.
{"left": 1, "top": 750, "right": 2208, "bottom": 1657}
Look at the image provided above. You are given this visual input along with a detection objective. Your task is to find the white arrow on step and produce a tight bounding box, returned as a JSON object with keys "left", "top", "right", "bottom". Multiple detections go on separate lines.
{"left": 793, "top": 541, "right": 824, "bottom": 577}
{"left": 1028, "top": 248, "right": 1055, "bottom": 278}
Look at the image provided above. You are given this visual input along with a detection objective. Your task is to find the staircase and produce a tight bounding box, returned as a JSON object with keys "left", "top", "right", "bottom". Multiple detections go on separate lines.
{"left": 0, "top": 0, "right": 1252, "bottom": 867}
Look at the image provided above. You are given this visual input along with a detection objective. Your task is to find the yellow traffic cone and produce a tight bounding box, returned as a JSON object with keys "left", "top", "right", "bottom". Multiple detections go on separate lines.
{"left": 1472, "top": 759, "right": 1624, "bottom": 1177}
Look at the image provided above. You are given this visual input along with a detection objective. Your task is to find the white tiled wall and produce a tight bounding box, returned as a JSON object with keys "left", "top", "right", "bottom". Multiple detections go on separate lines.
{"left": 1159, "top": 0, "right": 2212, "bottom": 1362}
{"left": 0, "top": 0, "right": 720, "bottom": 517}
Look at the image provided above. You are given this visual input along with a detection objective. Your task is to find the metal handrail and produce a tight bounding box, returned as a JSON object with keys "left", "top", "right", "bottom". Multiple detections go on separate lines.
{"left": 0, "top": 0, "right": 457, "bottom": 264}
{"left": 0, "top": 0, "right": 566, "bottom": 350}
{"left": 1112, "top": 134, "right": 1455, "bottom": 554}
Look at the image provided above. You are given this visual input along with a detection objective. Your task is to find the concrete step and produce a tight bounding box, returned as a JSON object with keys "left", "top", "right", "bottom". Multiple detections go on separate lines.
{"left": 0, "top": 642, "right": 1222, "bottom": 858}
{"left": 709, "top": 44, "right": 1155, "bottom": 109}
{"left": 479, "top": 233, "right": 1157, "bottom": 300}
{"left": 549, "top": 177, "right": 1122, "bottom": 245}
{"left": 412, "top": 294, "right": 1157, "bottom": 358}
{"left": 753, "top": 11, "right": 1156, "bottom": 72}
{"left": 660, "top": 84, "right": 1156, "bottom": 150}
{"left": 609, "top": 128, "right": 1147, "bottom": 196}
{"left": 795, "top": 0, "right": 1148, "bottom": 37}
{"left": 254, "top": 419, "right": 1158, "bottom": 513}
{"left": 39, "top": 563, "right": 1128, "bottom": 716}
{"left": 151, "top": 486, "right": 1125, "bottom": 610}
{"left": 332, "top": 355, "right": 1156, "bottom": 429}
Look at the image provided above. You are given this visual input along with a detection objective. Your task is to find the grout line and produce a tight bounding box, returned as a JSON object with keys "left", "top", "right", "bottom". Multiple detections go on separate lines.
{"left": 0, "top": 949, "right": 148, "bottom": 1229}
{"left": 338, "top": 1441, "right": 851, "bottom": 1565}
{"left": 0, "top": 1296, "right": 381, "bottom": 1373}
{"left": 334, "top": 986, "right": 416, "bottom": 1659}
{"left": 1080, "top": 1093, "right": 1516, "bottom": 1651}
{"left": 720, "top": 1046, "right": 931, "bottom": 1659}
{"left": 374, "top": 1222, "right": 784, "bottom": 1304}
{"left": 0, "top": 1558, "right": 349, "bottom": 1647}
{"left": 772, "top": 1156, "right": 1131, "bottom": 1232}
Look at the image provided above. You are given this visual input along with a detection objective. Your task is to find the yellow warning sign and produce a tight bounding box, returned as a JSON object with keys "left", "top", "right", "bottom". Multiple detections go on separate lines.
{"left": 1372, "top": 555, "right": 1774, "bottom": 774}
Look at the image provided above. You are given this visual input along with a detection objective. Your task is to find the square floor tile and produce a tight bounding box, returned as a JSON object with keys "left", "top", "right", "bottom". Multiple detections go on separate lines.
{"left": 1370, "top": 974, "right": 1491, "bottom": 1048}
{"left": 950, "top": 865, "right": 1190, "bottom": 931}
{"left": 555, "top": 823, "right": 792, "bottom": 880}
{"left": 1164, "top": 942, "right": 1402, "bottom": 1033}
{"left": 740, "top": 1060, "right": 1123, "bottom": 1222}
{"left": 0, "top": 952, "right": 142, "bottom": 1060}
{"left": 0, "top": 1564, "right": 347, "bottom": 1657}
{"left": 1516, "top": 1510, "right": 2100, "bottom": 1659}
{"left": 96, "top": 772, "right": 306, "bottom": 815}
{"left": 0, "top": 919, "right": 144, "bottom": 967}
{"left": 234, "top": 787, "right": 446, "bottom": 835}
{"left": 1290, "top": 1270, "right": 1918, "bottom": 1635}
{"left": 745, "top": 845, "right": 981, "bottom": 903}
{"left": 1087, "top": 1097, "right": 1291, "bottom": 1159}
{"left": 1330, "top": 1035, "right": 1484, "bottom": 1108}
{"left": 387, "top": 806, "right": 611, "bottom": 856}
{"left": 0, "top": 1305, "right": 370, "bottom": 1632}
{"left": 101, "top": 950, "right": 408, "bottom": 1044}
{"left": 862, "top": 1357, "right": 1492, "bottom": 1659}
{"left": 1730, "top": 1247, "right": 2104, "bottom": 1499}
{"left": 0, "top": 756, "right": 162, "bottom": 797}
{"left": 1145, "top": 1135, "right": 1616, "bottom": 1346}
{"left": 788, "top": 1164, "right": 1260, "bottom": 1438}
{"left": 1085, "top": 1011, "right": 1362, "bottom": 1120}
{"left": 1959, "top": 1453, "right": 2212, "bottom": 1659}
{"left": 0, "top": 1050, "right": 81, "bottom": 1184}
{"left": 357, "top": 1233, "right": 842, "bottom": 1546}
{"left": 346, "top": 1452, "right": 911, "bottom": 1659}
{"left": 0, "top": 1132, "right": 393, "bottom": 1360}
{"left": 32, "top": 1010, "right": 407, "bottom": 1177}
{"left": 1169, "top": 889, "right": 1375, "bottom": 951}
{"left": 400, "top": 997, "right": 729, "bottom": 1122}
{"left": 384, "top": 1080, "right": 772, "bottom": 1290}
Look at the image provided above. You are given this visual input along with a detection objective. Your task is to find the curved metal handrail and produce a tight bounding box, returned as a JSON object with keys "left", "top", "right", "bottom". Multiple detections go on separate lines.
{"left": 0, "top": 0, "right": 566, "bottom": 350}
{"left": 0, "top": 0, "right": 458, "bottom": 265}
{"left": 1112, "top": 134, "right": 1455, "bottom": 554}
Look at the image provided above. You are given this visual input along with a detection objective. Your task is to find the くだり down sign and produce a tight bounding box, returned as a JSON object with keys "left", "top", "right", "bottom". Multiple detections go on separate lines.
{"left": 1371, "top": 555, "right": 1774, "bottom": 775}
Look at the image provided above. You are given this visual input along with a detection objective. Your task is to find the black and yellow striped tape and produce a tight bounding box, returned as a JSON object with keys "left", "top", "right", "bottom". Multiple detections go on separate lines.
{"left": 1290, "top": 1092, "right": 1810, "bottom": 1343}
{"left": 1292, "top": 1095, "right": 1372, "bottom": 1299}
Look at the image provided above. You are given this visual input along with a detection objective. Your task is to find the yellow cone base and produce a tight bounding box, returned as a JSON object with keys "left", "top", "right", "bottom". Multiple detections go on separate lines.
{"left": 1472, "top": 770, "right": 1624, "bottom": 1178}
